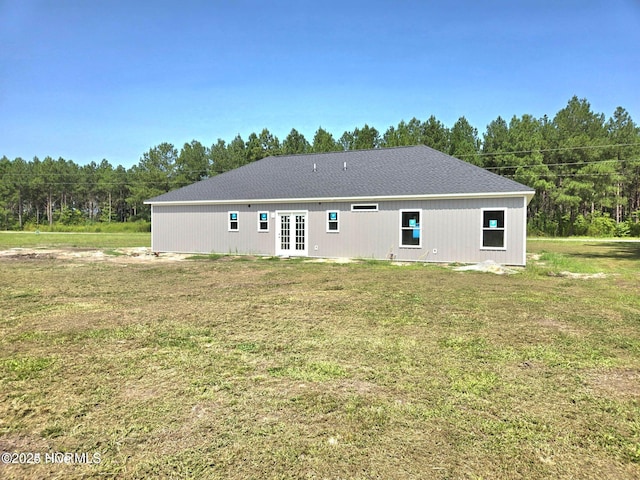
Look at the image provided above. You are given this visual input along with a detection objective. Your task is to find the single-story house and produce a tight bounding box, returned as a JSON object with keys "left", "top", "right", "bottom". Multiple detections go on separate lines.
{"left": 145, "top": 145, "right": 535, "bottom": 265}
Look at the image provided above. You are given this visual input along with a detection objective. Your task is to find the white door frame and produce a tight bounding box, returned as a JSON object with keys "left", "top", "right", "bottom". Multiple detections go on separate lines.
{"left": 275, "top": 210, "right": 309, "bottom": 256}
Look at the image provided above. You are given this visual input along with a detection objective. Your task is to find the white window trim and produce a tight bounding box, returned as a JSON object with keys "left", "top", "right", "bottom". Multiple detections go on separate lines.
{"left": 257, "top": 211, "right": 269, "bottom": 232}
{"left": 228, "top": 211, "right": 239, "bottom": 232}
{"left": 351, "top": 203, "right": 378, "bottom": 211}
{"left": 399, "top": 209, "right": 422, "bottom": 249}
{"left": 480, "top": 208, "right": 507, "bottom": 250}
{"left": 326, "top": 210, "right": 340, "bottom": 233}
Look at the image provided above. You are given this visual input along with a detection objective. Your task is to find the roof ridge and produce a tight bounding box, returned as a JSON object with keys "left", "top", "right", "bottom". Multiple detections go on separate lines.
{"left": 272, "top": 144, "right": 431, "bottom": 160}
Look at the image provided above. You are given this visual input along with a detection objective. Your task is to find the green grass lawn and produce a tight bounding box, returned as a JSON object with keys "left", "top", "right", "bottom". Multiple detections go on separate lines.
{"left": 0, "top": 231, "right": 150, "bottom": 249}
{"left": 0, "top": 237, "right": 639, "bottom": 479}
{"left": 528, "top": 238, "right": 640, "bottom": 276}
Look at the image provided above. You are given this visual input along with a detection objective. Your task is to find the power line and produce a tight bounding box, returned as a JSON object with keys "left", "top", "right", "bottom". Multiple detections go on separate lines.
{"left": 483, "top": 158, "right": 640, "bottom": 171}
{"left": 457, "top": 142, "right": 640, "bottom": 158}
{"left": 502, "top": 172, "right": 626, "bottom": 179}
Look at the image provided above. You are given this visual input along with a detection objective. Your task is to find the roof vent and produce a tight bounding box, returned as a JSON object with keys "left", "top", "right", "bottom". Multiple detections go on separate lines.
{"left": 343, "top": 161, "right": 347, "bottom": 171}
{"left": 313, "top": 163, "right": 317, "bottom": 172}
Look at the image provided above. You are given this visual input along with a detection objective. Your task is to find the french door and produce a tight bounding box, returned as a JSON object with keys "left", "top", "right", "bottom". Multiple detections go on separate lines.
{"left": 276, "top": 211, "right": 308, "bottom": 256}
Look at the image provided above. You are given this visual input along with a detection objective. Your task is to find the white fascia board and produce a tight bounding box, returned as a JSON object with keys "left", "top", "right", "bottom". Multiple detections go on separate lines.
{"left": 145, "top": 191, "right": 536, "bottom": 206}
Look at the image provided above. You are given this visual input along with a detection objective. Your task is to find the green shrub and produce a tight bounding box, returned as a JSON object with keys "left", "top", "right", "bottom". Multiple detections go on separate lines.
{"left": 572, "top": 212, "right": 618, "bottom": 237}
{"left": 573, "top": 214, "right": 588, "bottom": 236}
{"left": 57, "top": 206, "right": 83, "bottom": 226}
{"left": 615, "top": 221, "right": 631, "bottom": 238}
{"left": 586, "top": 212, "right": 616, "bottom": 237}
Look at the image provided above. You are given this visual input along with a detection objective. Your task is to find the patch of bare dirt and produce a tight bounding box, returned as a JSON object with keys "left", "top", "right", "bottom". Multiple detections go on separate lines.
{"left": 585, "top": 369, "right": 640, "bottom": 398}
{"left": 536, "top": 317, "right": 580, "bottom": 334}
{"left": 304, "top": 257, "right": 355, "bottom": 264}
{"left": 453, "top": 260, "right": 521, "bottom": 275}
{"left": 334, "top": 379, "right": 383, "bottom": 395}
{"left": 0, "top": 249, "right": 57, "bottom": 261}
{"left": 120, "top": 385, "right": 163, "bottom": 402}
{"left": 548, "top": 271, "right": 608, "bottom": 279}
{"left": 0, "top": 247, "right": 189, "bottom": 263}
{"left": 0, "top": 434, "right": 51, "bottom": 453}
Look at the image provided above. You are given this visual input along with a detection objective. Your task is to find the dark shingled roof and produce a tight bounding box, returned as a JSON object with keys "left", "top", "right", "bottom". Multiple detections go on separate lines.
{"left": 146, "top": 145, "right": 534, "bottom": 203}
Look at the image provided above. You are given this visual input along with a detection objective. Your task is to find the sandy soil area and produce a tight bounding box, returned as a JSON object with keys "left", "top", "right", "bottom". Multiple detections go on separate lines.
{"left": 0, "top": 247, "right": 189, "bottom": 263}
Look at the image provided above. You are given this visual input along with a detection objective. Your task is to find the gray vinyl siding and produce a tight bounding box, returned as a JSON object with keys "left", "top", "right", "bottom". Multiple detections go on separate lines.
{"left": 151, "top": 196, "right": 528, "bottom": 265}
{"left": 151, "top": 204, "right": 290, "bottom": 255}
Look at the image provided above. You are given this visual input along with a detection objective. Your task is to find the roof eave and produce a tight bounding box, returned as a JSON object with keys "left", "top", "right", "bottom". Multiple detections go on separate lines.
{"left": 145, "top": 190, "right": 536, "bottom": 206}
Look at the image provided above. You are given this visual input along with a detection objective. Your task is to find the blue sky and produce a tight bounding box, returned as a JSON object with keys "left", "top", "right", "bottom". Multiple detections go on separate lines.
{"left": 1, "top": 0, "right": 638, "bottom": 167}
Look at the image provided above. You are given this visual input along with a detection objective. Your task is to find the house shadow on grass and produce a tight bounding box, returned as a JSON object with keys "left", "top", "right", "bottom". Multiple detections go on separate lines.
{"left": 576, "top": 242, "right": 640, "bottom": 261}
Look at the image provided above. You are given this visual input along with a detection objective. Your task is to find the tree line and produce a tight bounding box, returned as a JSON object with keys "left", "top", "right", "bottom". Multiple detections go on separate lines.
{"left": 1, "top": 96, "right": 639, "bottom": 236}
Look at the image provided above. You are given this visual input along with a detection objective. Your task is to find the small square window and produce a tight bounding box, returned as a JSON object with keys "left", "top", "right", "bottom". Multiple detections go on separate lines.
{"left": 326, "top": 210, "right": 339, "bottom": 232}
{"left": 258, "top": 211, "right": 269, "bottom": 232}
{"left": 228, "top": 211, "right": 239, "bottom": 231}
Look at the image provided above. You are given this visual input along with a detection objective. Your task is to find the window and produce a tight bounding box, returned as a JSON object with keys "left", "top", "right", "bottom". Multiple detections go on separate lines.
{"left": 228, "top": 211, "right": 239, "bottom": 231}
{"left": 482, "top": 209, "right": 505, "bottom": 249}
{"left": 258, "top": 211, "right": 269, "bottom": 232}
{"left": 326, "top": 210, "right": 339, "bottom": 232}
{"left": 400, "top": 210, "right": 421, "bottom": 247}
{"left": 351, "top": 204, "right": 378, "bottom": 211}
